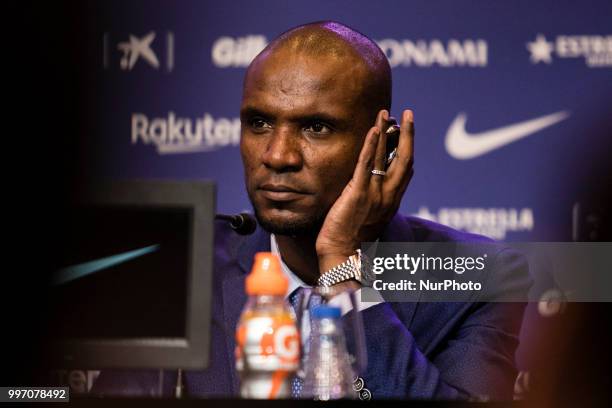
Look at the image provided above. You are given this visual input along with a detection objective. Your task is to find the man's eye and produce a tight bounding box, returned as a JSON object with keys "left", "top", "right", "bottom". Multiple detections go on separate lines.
{"left": 304, "top": 122, "right": 331, "bottom": 134}
{"left": 250, "top": 118, "right": 272, "bottom": 129}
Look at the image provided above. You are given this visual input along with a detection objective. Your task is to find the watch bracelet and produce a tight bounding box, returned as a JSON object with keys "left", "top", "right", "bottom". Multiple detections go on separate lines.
{"left": 317, "top": 257, "right": 358, "bottom": 286}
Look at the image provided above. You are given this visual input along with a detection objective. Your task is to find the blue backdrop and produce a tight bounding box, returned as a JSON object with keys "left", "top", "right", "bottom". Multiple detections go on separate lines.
{"left": 79, "top": 0, "right": 612, "bottom": 241}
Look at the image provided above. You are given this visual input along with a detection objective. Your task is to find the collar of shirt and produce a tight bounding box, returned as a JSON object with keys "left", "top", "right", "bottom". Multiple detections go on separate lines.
{"left": 270, "top": 233, "right": 310, "bottom": 299}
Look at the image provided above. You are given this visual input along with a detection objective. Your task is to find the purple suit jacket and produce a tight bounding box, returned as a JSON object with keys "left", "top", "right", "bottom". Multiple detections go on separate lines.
{"left": 92, "top": 214, "right": 530, "bottom": 400}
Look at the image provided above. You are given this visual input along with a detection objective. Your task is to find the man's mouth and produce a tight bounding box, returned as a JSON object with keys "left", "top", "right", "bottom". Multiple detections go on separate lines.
{"left": 258, "top": 184, "right": 310, "bottom": 202}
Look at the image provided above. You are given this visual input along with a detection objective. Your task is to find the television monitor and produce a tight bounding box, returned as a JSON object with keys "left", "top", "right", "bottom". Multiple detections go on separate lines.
{"left": 47, "top": 180, "right": 215, "bottom": 370}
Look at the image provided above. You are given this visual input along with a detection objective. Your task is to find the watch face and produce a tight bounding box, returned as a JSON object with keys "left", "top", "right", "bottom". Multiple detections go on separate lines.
{"left": 359, "top": 251, "right": 376, "bottom": 286}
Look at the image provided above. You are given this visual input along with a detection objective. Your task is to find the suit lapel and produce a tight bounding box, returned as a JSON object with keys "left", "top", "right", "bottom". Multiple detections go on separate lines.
{"left": 221, "top": 226, "right": 271, "bottom": 392}
{"left": 236, "top": 227, "right": 271, "bottom": 275}
{"left": 380, "top": 213, "right": 420, "bottom": 328}
{"left": 381, "top": 213, "right": 416, "bottom": 243}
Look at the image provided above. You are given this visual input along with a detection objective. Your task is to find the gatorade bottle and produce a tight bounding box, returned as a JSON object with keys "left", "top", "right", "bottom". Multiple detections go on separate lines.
{"left": 235, "top": 252, "right": 300, "bottom": 399}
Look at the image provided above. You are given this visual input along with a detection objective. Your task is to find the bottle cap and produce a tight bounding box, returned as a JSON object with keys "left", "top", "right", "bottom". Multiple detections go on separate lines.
{"left": 245, "top": 252, "right": 288, "bottom": 296}
{"left": 312, "top": 305, "right": 342, "bottom": 319}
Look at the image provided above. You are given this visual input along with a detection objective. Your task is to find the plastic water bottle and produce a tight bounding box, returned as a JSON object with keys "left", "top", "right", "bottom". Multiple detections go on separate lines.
{"left": 235, "top": 252, "right": 300, "bottom": 399}
{"left": 302, "top": 305, "right": 355, "bottom": 400}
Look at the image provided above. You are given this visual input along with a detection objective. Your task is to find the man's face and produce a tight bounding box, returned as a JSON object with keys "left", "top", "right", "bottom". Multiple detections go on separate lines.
{"left": 240, "top": 49, "right": 373, "bottom": 235}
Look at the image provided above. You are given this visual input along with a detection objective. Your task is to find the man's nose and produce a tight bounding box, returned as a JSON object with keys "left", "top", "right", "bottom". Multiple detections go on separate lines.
{"left": 261, "top": 127, "right": 302, "bottom": 172}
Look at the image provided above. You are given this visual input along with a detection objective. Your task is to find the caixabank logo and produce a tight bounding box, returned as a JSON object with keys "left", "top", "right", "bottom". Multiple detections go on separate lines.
{"left": 527, "top": 33, "right": 612, "bottom": 67}
{"left": 103, "top": 31, "right": 175, "bottom": 72}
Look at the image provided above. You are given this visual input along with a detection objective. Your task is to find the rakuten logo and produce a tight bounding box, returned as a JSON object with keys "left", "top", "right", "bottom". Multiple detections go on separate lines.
{"left": 415, "top": 206, "right": 534, "bottom": 239}
{"left": 377, "top": 39, "right": 488, "bottom": 68}
{"left": 131, "top": 112, "right": 240, "bottom": 154}
{"left": 212, "top": 35, "right": 268, "bottom": 67}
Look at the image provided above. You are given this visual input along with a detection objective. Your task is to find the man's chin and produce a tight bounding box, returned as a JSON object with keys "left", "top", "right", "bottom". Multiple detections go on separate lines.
{"left": 253, "top": 209, "right": 324, "bottom": 236}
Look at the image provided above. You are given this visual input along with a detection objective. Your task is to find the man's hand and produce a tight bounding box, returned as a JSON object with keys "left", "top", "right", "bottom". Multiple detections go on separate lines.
{"left": 316, "top": 109, "right": 415, "bottom": 275}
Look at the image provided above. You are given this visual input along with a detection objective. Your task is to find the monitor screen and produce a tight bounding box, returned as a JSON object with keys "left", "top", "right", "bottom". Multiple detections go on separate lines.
{"left": 51, "top": 205, "right": 190, "bottom": 339}
{"left": 46, "top": 180, "right": 214, "bottom": 370}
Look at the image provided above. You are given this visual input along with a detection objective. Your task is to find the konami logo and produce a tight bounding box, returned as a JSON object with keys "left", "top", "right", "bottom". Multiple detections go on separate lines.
{"left": 376, "top": 38, "right": 488, "bottom": 68}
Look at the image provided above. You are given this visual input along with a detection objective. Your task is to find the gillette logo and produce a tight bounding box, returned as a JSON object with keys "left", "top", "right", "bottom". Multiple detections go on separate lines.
{"left": 212, "top": 35, "right": 268, "bottom": 67}
{"left": 131, "top": 112, "right": 240, "bottom": 154}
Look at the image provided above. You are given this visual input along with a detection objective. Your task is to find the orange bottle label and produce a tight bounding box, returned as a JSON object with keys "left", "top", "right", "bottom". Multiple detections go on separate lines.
{"left": 236, "top": 314, "right": 300, "bottom": 368}
{"left": 260, "top": 322, "right": 299, "bottom": 364}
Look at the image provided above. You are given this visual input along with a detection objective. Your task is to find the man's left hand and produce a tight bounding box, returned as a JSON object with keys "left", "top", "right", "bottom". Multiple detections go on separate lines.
{"left": 316, "top": 109, "right": 415, "bottom": 275}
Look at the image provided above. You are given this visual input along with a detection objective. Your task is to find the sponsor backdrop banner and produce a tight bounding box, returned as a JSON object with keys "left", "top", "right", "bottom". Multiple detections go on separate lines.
{"left": 79, "top": 0, "right": 611, "bottom": 241}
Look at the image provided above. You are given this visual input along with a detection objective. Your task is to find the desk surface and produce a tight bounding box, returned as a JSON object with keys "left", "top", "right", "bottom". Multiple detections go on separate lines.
{"left": 65, "top": 397, "right": 532, "bottom": 408}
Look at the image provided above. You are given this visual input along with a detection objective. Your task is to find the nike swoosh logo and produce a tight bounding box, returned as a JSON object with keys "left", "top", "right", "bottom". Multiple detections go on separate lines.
{"left": 52, "top": 244, "right": 160, "bottom": 286}
{"left": 445, "top": 110, "right": 570, "bottom": 159}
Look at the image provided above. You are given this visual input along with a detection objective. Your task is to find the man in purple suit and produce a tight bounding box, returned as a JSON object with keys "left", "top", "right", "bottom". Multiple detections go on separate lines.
{"left": 93, "top": 21, "right": 529, "bottom": 400}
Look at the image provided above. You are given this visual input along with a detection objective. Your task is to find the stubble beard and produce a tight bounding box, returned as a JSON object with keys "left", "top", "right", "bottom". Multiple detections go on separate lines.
{"left": 250, "top": 198, "right": 327, "bottom": 237}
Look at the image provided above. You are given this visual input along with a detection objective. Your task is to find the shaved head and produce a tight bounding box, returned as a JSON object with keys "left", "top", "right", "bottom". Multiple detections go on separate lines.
{"left": 245, "top": 21, "right": 391, "bottom": 123}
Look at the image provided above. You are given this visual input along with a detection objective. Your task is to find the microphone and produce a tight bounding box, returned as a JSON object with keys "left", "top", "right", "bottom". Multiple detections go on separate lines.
{"left": 215, "top": 213, "right": 257, "bottom": 235}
